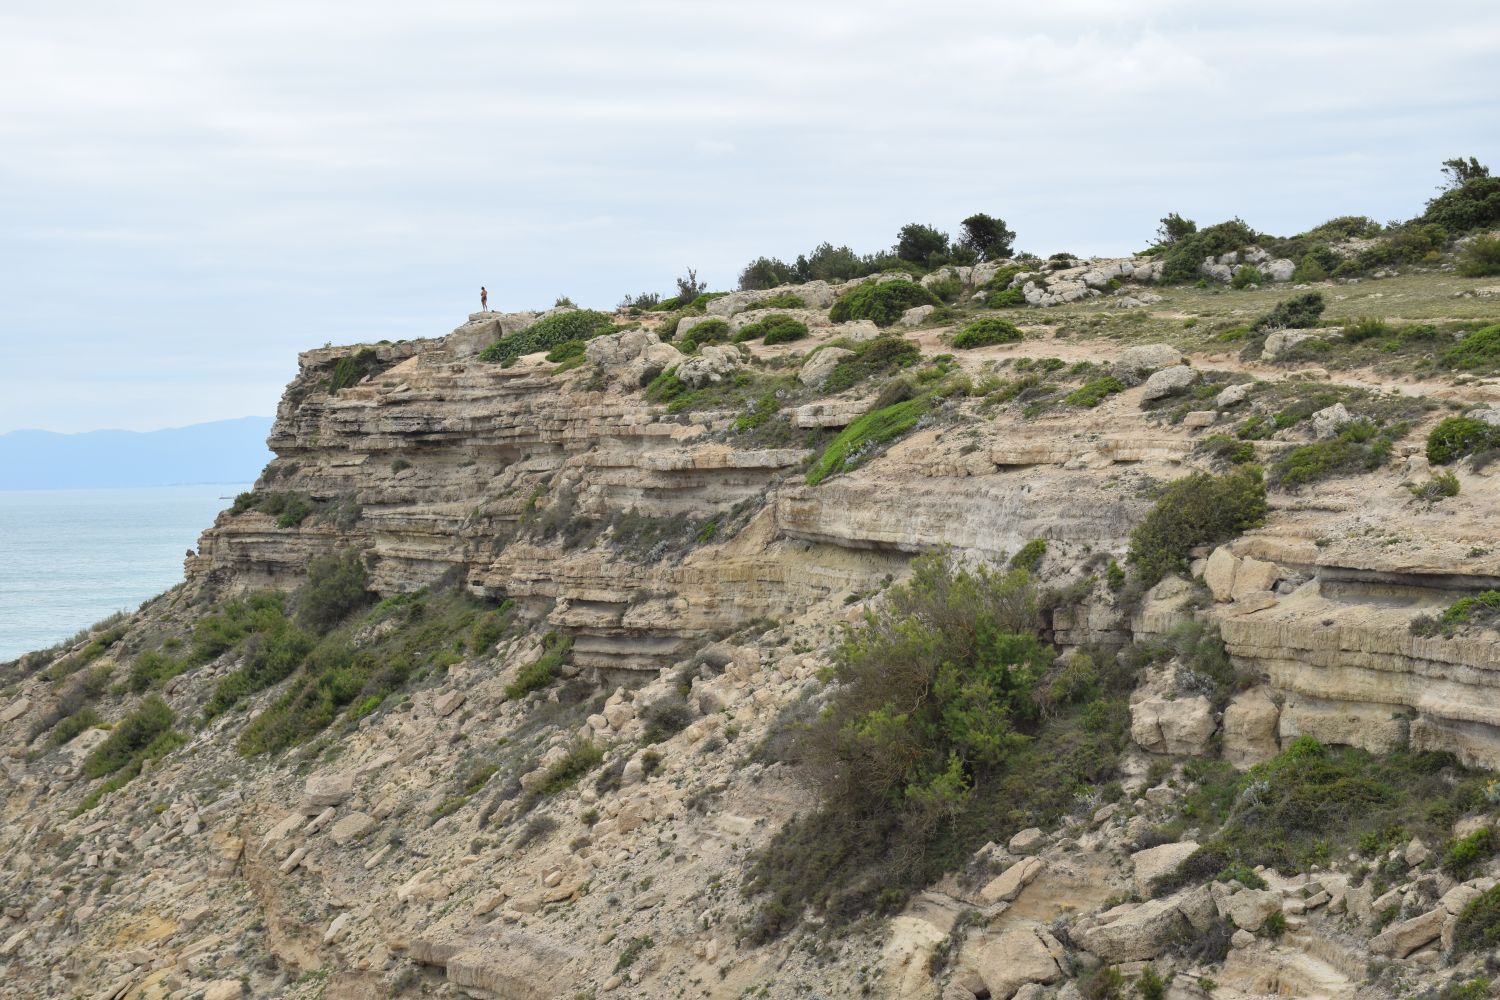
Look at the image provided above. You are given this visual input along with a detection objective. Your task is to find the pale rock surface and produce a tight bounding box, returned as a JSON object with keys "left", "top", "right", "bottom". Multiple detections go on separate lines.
{"left": 1131, "top": 841, "right": 1199, "bottom": 896}
{"left": 1119, "top": 344, "right": 1183, "bottom": 372}
{"left": 799, "top": 348, "right": 854, "bottom": 389}
{"left": 1141, "top": 366, "right": 1197, "bottom": 400}
{"left": 1222, "top": 688, "right": 1280, "bottom": 767}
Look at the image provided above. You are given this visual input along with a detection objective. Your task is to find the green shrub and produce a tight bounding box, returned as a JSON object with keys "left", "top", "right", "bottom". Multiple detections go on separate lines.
{"left": 1197, "top": 434, "right": 1255, "bottom": 466}
{"left": 327, "top": 348, "right": 381, "bottom": 393}
{"left": 82, "top": 697, "right": 175, "bottom": 779}
{"left": 1009, "top": 539, "right": 1047, "bottom": 573}
{"left": 1410, "top": 591, "right": 1500, "bottom": 638}
{"left": 1160, "top": 219, "right": 1258, "bottom": 284}
{"left": 191, "top": 592, "right": 288, "bottom": 663}
{"left": 1444, "top": 324, "right": 1500, "bottom": 371}
{"left": 127, "top": 650, "right": 187, "bottom": 693}
{"left": 1137, "top": 965, "right": 1166, "bottom": 1000}
{"left": 1454, "top": 884, "right": 1500, "bottom": 953}
{"left": 1065, "top": 377, "right": 1125, "bottom": 408}
{"left": 1420, "top": 175, "right": 1500, "bottom": 233}
{"left": 951, "top": 318, "right": 1023, "bottom": 349}
{"left": 1459, "top": 235, "right": 1500, "bottom": 277}
{"left": 641, "top": 695, "right": 694, "bottom": 745}
{"left": 545, "top": 339, "right": 587, "bottom": 363}
{"left": 1271, "top": 421, "right": 1402, "bottom": 489}
{"left": 1230, "top": 265, "right": 1263, "bottom": 289}
{"left": 1443, "top": 828, "right": 1497, "bottom": 879}
{"left": 1251, "top": 292, "right": 1325, "bottom": 332}
{"left": 735, "top": 314, "right": 808, "bottom": 345}
{"left": 1412, "top": 470, "right": 1461, "bottom": 503}
{"left": 1128, "top": 468, "right": 1267, "bottom": 585}
{"left": 755, "top": 292, "right": 806, "bottom": 310}
{"left": 1427, "top": 416, "right": 1499, "bottom": 464}
{"left": 204, "top": 621, "right": 316, "bottom": 718}
{"left": 926, "top": 276, "right": 964, "bottom": 303}
{"left": 986, "top": 287, "right": 1026, "bottom": 308}
{"left": 806, "top": 396, "right": 931, "bottom": 485}
{"left": 820, "top": 336, "right": 922, "bottom": 394}
{"left": 298, "top": 549, "right": 371, "bottom": 632}
{"left": 828, "top": 280, "right": 940, "bottom": 327}
{"left": 48, "top": 706, "right": 102, "bottom": 747}
{"left": 678, "top": 318, "right": 731, "bottom": 352}
{"left": 535, "top": 739, "right": 604, "bottom": 796}
{"left": 479, "top": 310, "right": 614, "bottom": 366}
{"left": 1291, "top": 255, "right": 1329, "bottom": 282}
{"left": 504, "top": 631, "right": 573, "bottom": 700}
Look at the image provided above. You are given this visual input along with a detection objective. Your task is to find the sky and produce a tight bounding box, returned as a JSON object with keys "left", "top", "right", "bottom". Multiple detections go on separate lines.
{"left": 1, "top": 1, "right": 1497, "bottom": 433}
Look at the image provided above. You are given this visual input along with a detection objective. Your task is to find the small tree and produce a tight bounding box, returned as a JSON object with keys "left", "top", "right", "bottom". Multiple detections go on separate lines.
{"left": 1441, "top": 157, "right": 1491, "bottom": 191}
{"left": 958, "top": 213, "right": 1016, "bottom": 261}
{"left": 1156, "top": 212, "right": 1197, "bottom": 245}
{"left": 675, "top": 267, "right": 707, "bottom": 302}
{"left": 894, "top": 223, "right": 950, "bottom": 264}
{"left": 738, "top": 256, "right": 796, "bottom": 291}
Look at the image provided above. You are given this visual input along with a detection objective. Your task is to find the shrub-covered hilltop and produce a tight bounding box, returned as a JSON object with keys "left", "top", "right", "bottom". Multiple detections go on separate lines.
{"left": 6, "top": 159, "right": 1500, "bottom": 1000}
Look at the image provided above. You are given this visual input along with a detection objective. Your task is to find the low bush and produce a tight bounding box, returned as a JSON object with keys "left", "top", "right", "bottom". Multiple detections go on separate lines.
{"left": 952, "top": 318, "right": 1023, "bottom": 349}
{"left": 1197, "top": 434, "right": 1255, "bottom": 466}
{"left": 1128, "top": 468, "right": 1267, "bottom": 585}
{"left": 735, "top": 314, "right": 808, "bottom": 345}
{"left": 505, "top": 631, "right": 573, "bottom": 700}
{"left": 828, "top": 280, "right": 940, "bottom": 327}
{"left": 327, "top": 348, "right": 382, "bottom": 393}
{"left": 1009, "top": 539, "right": 1047, "bottom": 573}
{"left": 204, "top": 619, "right": 316, "bottom": 719}
{"left": 127, "top": 649, "right": 187, "bottom": 693}
{"left": 48, "top": 705, "right": 101, "bottom": 747}
{"left": 806, "top": 396, "right": 932, "bottom": 485}
{"left": 1444, "top": 324, "right": 1500, "bottom": 371}
{"left": 533, "top": 739, "right": 604, "bottom": 797}
{"left": 926, "top": 275, "right": 964, "bottom": 303}
{"left": 1411, "top": 470, "right": 1461, "bottom": 503}
{"left": 1454, "top": 884, "right": 1500, "bottom": 953}
{"left": 1443, "top": 828, "right": 1497, "bottom": 879}
{"left": 1230, "top": 266, "right": 1263, "bottom": 289}
{"left": 1159, "top": 219, "right": 1258, "bottom": 284}
{"left": 82, "top": 696, "right": 176, "bottom": 779}
{"left": 678, "top": 318, "right": 731, "bottom": 352}
{"left": 820, "top": 336, "right": 923, "bottom": 394}
{"left": 1458, "top": 235, "right": 1500, "bottom": 277}
{"left": 1270, "top": 421, "right": 1403, "bottom": 489}
{"left": 1065, "top": 377, "right": 1125, "bottom": 408}
{"left": 1428, "top": 417, "right": 1500, "bottom": 464}
{"left": 641, "top": 694, "right": 695, "bottom": 745}
{"left": 755, "top": 292, "right": 806, "bottom": 310}
{"left": 1251, "top": 292, "right": 1325, "bottom": 333}
{"left": 232, "top": 490, "right": 318, "bottom": 529}
{"left": 1410, "top": 591, "right": 1500, "bottom": 638}
{"left": 986, "top": 286, "right": 1026, "bottom": 308}
{"left": 297, "top": 548, "right": 372, "bottom": 632}
{"left": 479, "top": 310, "right": 615, "bottom": 366}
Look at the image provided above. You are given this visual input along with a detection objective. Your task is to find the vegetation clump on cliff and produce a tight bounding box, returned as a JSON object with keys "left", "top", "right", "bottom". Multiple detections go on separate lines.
{"left": 1127, "top": 467, "right": 1267, "bottom": 586}
{"left": 828, "top": 280, "right": 940, "bottom": 327}
{"left": 479, "top": 310, "right": 615, "bottom": 366}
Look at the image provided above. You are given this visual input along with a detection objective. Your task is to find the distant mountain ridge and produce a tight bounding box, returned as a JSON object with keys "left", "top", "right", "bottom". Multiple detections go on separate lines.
{"left": 0, "top": 416, "right": 274, "bottom": 490}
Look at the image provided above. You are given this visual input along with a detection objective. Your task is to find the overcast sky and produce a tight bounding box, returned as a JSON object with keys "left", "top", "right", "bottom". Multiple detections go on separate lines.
{"left": 1, "top": 1, "right": 1497, "bottom": 433}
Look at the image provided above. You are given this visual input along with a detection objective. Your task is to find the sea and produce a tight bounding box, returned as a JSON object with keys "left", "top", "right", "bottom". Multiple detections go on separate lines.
{"left": 0, "top": 484, "right": 248, "bottom": 662}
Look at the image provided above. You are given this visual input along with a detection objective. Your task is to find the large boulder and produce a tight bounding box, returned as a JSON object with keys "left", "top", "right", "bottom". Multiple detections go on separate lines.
{"left": 676, "top": 346, "right": 742, "bottom": 388}
{"left": 1132, "top": 841, "right": 1200, "bottom": 896}
{"left": 1371, "top": 907, "right": 1444, "bottom": 958}
{"left": 1263, "top": 259, "right": 1296, "bottom": 282}
{"left": 1119, "top": 344, "right": 1183, "bottom": 373}
{"left": 1141, "top": 365, "right": 1197, "bottom": 400}
{"left": 1214, "top": 885, "right": 1282, "bottom": 931}
{"left": 981, "top": 856, "right": 1047, "bottom": 904}
{"left": 1222, "top": 688, "right": 1280, "bottom": 767}
{"left": 1131, "top": 693, "right": 1215, "bottom": 755}
{"left": 303, "top": 771, "right": 355, "bottom": 809}
{"left": 799, "top": 347, "right": 854, "bottom": 389}
{"left": 1072, "top": 895, "right": 1188, "bottom": 962}
{"left": 1310, "top": 403, "right": 1352, "bottom": 439}
{"left": 966, "top": 924, "right": 1064, "bottom": 1000}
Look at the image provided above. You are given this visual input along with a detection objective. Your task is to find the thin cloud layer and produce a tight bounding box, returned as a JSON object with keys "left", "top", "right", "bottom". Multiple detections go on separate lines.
{"left": 1, "top": 0, "right": 1496, "bottom": 431}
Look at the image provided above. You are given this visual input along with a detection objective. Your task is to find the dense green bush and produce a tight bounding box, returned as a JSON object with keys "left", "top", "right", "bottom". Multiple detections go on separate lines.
{"left": 677, "top": 318, "right": 731, "bottom": 352}
{"left": 926, "top": 275, "right": 964, "bottom": 304}
{"left": 1271, "top": 421, "right": 1402, "bottom": 489}
{"left": 127, "top": 649, "right": 187, "bottom": 693}
{"left": 820, "top": 336, "right": 923, "bottom": 394}
{"left": 1458, "top": 235, "right": 1500, "bottom": 278}
{"left": 958, "top": 213, "right": 1016, "bottom": 261}
{"left": 951, "top": 318, "right": 1022, "bottom": 349}
{"left": 1251, "top": 292, "right": 1326, "bottom": 332}
{"left": 986, "top": 287, "right": 1026, "bottom": 308}
{"left": 297, "top": 548, "right": 372, "bottom": 632}
{"left": 735, "top": 314, "right": 807, "bottom": 345}
{"left": 828, "top": 280, "right": 940, "bottom": 327}
{"left": 1009, "top": 539, "right": 1047, "bottom": 573}
{"left": 1421, "top": 176, "right": 1500, "bottom": 233}
{"left": 82, "top": 696, "right": 176, "bottom": 779}
{"left": 806, "top": 396, "right": 931, "bottom": 485}
{"left": 1428, "top": 416, "right": 1500, "bottom": 464}
{"left": 327, "top": 348, "right": 382, "bottom": 393}
{"left": 894, "top": 223, "right": 951, "bottom": 265}
{"left": 1197, "top": 434, "right": 1255, "bottom": 466}
{"left": 1230, "top": 265, "right": 1263, "bottom": 289}
{"left": 745, "top": 552, "right": 1131, "bottom": 939}
{"left": 48, "top": 706, "right": 102, "bottom": 747}
{"left": 1444, "top": 324, "right": 1500, "bottom": 371}
{"left": 204, "top": 618, "right": 315, "bottom": 718}
{"left": 192, "top": 592, "right": 288, "bottom": 663}
{"left": 1442, "top": 828, "right": 1497, "bottom": 879}
{"left": 756, "top": 292, "right": 806, "bottom": 310}
{"left": 232, "top": 490, "right": 318, "bottom": 529}
{"left": 1128, "top": 468, "right": 1267, "bottom": 585}
{"left": 1065, "top": 377, "right": 1125, "bottom": 408}
{"left": 1159, "top": 219, "right": 1259, "bottom": 284}
{"left": 479, "top": 310, "right": 615, "bottom": 366}
{"left": 1454, "top": 885, "right": 1500, "bottom": 953}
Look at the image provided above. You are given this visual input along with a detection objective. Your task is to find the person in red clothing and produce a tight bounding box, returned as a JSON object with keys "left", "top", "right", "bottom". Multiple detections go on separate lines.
{"left": 480, "top": 286, "right": 489, "bottom": 312}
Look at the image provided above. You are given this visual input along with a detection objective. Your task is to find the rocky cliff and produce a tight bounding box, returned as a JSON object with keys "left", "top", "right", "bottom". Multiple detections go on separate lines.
{"left": 5, "top": 246, "right": 1500, "bottom": 1000}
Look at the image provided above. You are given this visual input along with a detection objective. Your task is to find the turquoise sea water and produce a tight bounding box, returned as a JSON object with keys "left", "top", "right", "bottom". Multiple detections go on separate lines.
{"left": 0, "top": 484, "right": 247, "bottom": 662}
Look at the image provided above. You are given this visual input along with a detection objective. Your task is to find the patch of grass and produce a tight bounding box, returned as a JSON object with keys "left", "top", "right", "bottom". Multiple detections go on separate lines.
{"left": 1196, "top": 434, "right": 1255, "bottom": 466}
{"left": 1128, "top": 467, "right": 1267, "bottom": 585}
{"left": 806, "top": 395, "right": 932, "bottom": 485}
{"left": 820, "top": 336, "right": 923, "bottom": 394}
{"left": 1454, "top": 885, "right": 1500, "bottom": 954}
{"left": 126, "top": 649, "right": 188, "bottom": 693}
{"left": 82, "top": 696, "right": 177, "bottom": 779}
{"left": 1009, "top": 539, "right": 1047, "bottom": 573}
{"left": 952, "top": 318, "right": 1023, "bottom": 349}
{"left": 1270, "top": 420, "right": 1405, "bottom": 490}
{"left": 1459, "top": 235, "right": 1500, "bottom": 278}
{"left": 479, "top": 310, "right": 615, "bottom": 366}
{"left": 1410, "top": 591, "right": 1500, "bottom": 638}
{"left": 505, "top": 631, "right": 573, "bottom": 700}
{"left": 1444, "top": 324, "right": 1500, "bottom": 371}
{"left": 1065, "top": 376, "right": 1125, "bottom": 408}
{"left": 535, "top": 740, "right": 604, "bottom": 797}
{"left": 327, "top": 348, "right": 382, "bottom": 393}
{"left": 1442, "top": 828, "right": 1497, "bottom": 879}
{"left": 828, "top": 280, "right": 939, "bottom": 327}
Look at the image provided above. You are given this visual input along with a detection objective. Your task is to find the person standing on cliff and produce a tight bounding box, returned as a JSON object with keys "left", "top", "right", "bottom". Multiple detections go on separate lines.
{"left": 480, "top": 286, "right": 489, "bottom": 312}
